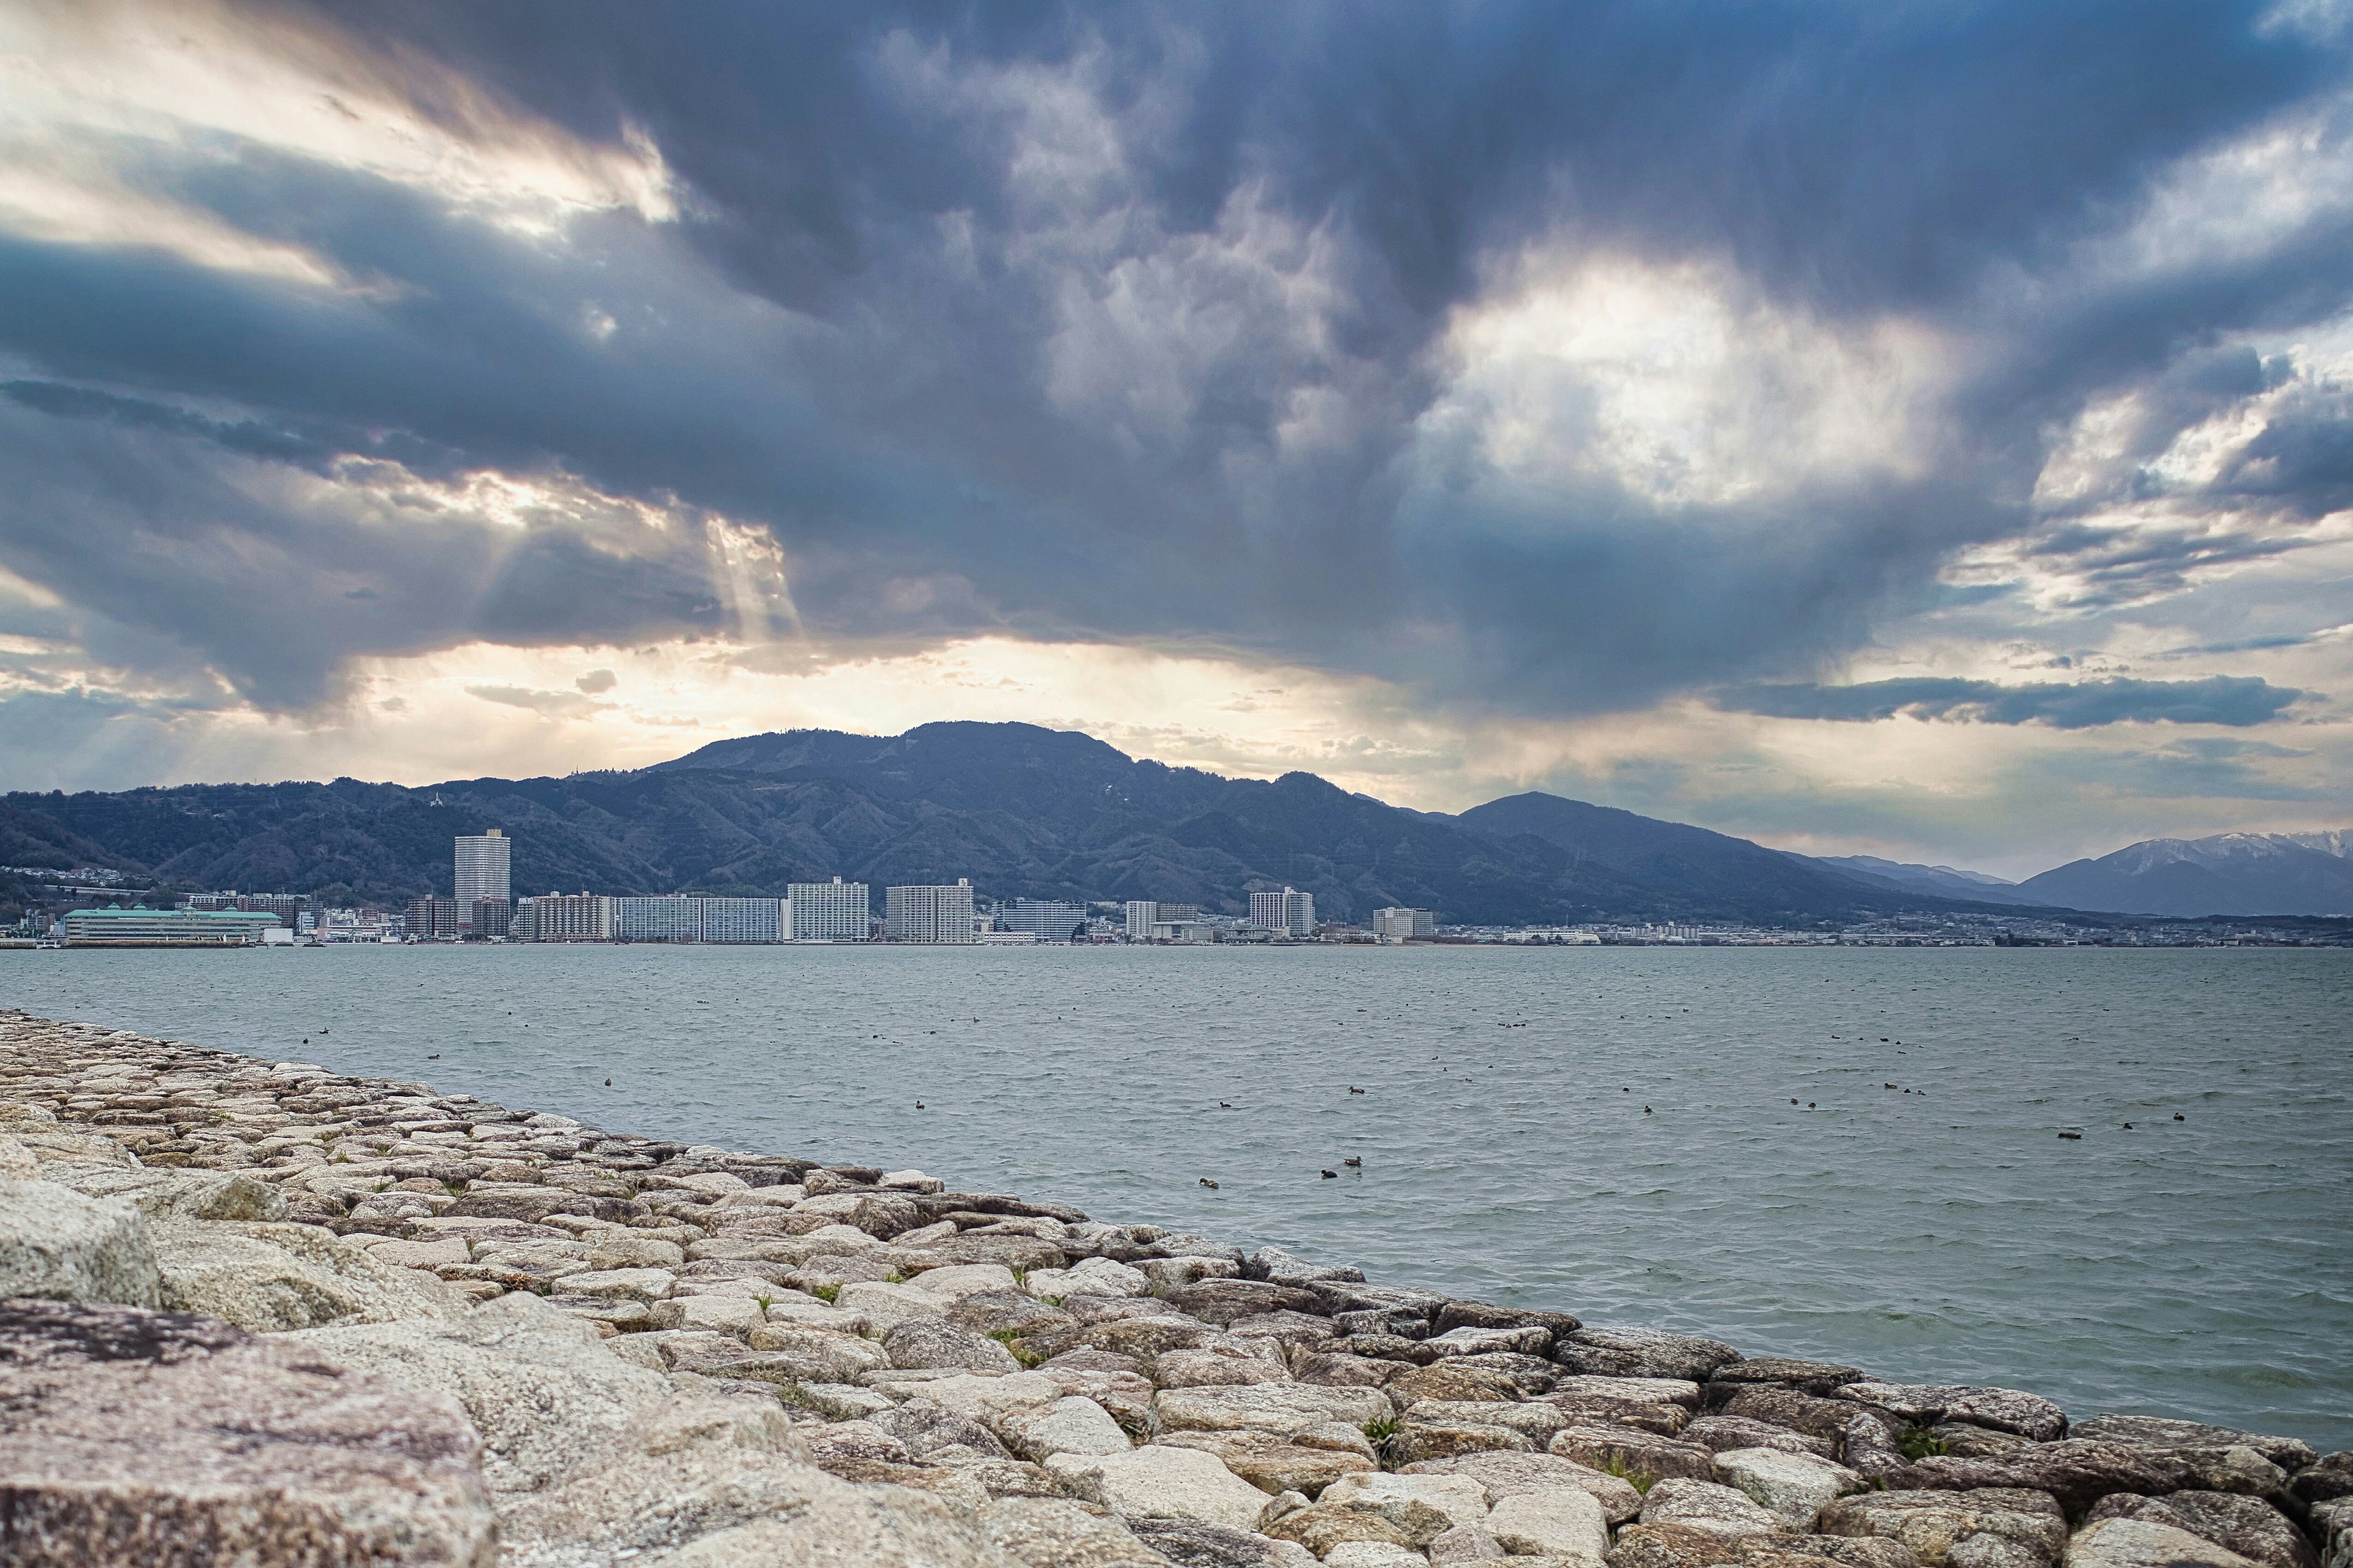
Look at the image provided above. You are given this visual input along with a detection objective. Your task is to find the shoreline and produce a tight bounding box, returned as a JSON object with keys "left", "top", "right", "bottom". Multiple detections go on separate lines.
{"left": 2, "top": 1005, "right": 2347, "bottom": 1568}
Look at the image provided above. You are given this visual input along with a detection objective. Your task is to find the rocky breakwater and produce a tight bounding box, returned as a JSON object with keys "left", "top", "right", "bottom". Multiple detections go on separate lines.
{"left": 1, "top": 1008, "right": 2346, "bottom": 1568}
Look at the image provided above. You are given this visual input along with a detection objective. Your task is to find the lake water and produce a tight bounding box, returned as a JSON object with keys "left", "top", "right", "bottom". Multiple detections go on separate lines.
{"left": 4, "top": 943, "right": 2347, "bottom": 1450}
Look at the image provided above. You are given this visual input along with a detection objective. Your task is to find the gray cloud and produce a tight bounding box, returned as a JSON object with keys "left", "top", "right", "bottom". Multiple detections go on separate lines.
{"left": 0, "top": 0, "right": 2347, "bottom": 731}
{"left": 1715, "top": 676, "right": 2311, "bottom": 729}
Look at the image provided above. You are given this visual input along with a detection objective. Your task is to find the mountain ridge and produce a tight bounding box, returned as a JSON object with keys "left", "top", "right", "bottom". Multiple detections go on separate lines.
{"left": 1, "top": 721, "right": 1991, "bottom": 926}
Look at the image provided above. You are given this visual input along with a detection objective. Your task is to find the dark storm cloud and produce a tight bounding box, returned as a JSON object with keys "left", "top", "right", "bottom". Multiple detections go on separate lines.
{"left": 1, "top": 0, "right": 2350, "bottom": 720}
{"left": 1716, "top": 675, "right": 2310, "bottom": 729}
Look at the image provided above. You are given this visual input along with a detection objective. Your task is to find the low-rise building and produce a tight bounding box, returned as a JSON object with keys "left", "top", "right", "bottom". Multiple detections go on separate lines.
{"left": 1371, "top": 907, "right": 1436, "bottom": 942}
{"left": 61, "top": 906, "right": 281, "bottom": 947}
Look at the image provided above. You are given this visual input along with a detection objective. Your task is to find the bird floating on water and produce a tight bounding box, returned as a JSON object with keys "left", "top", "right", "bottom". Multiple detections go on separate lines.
{"left": 426, "top": 1053, "right": 439, "bottom": 1059}
{"left": 1343, "top": 1157, "right": 1361, "bottom": 1167}
{"left": 604, "top": 1078, "right": 612, "bottom": 1086}
{"left": 1347, "top": 1086, "right": 1365, "bottom": 1095}
{"left": 1319, "top": 1168, "right": 1338, "bottom": 1178}
{"left": 1199, "top": 1177, "right": 1218, "bottom": 1189}
{"left": 915, "top": 1100, "right": 925, "bottom": 1110}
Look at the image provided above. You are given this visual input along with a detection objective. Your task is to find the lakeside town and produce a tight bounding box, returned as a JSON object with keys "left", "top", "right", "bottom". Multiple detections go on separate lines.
{"left": 7, "top": 830, "right": 2347, "bottom": 950}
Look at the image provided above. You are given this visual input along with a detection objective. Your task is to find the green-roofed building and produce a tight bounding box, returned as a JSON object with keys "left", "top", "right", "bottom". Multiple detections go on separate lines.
{"left": 58, "top": 906, "right": 282, "bottom": 948}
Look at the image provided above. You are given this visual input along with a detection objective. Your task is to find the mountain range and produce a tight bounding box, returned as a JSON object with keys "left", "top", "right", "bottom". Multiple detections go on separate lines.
{"left": 1, "top": 722, "right": 2342, "bottom": 922}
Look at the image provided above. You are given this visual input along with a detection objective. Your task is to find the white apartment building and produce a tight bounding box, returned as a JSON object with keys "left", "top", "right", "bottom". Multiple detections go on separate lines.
{"left": 886, "top": 879, "right": 976, "bottom": 944}
{"left": 1372, "top": 906, "right": 1436, "bottom": 942}
{"left": 453, "top": 829, "right": 511, "bottom": 906}
{"left": 1124, "top": 900, "right": 1158, "bottom": 937}
{"left": 699, "top": 898, "right": 786, "bottom": 944}
{"left": 613, "top": 896, "right": 700, "bottom": 943}
{"left": 517, "top": 893, "right": 611, "bottom": 942}
{"left": 1249, "top": 886, "right": 1316, "bottom": 937}
{"left": 999, "top": 898, "right": 1088, "bottom": 941}
{"left": 789, "top": 877, "right": 869, "bottom": 942}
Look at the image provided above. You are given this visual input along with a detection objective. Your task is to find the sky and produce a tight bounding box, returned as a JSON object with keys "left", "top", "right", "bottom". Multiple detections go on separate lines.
{"left": 1, "top": 1, "right": 2349, "bottom": 878}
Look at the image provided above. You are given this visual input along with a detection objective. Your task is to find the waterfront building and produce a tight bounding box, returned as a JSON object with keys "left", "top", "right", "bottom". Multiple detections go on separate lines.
{"left": 515, "top": 893, "right": 612, "bottom": 942}
{"left": 470, "top": 898, "right": 513, "bottom": 939}
{"left": 1372, "top": 906, "right": 1435, "bottom": 942}
{"left": 975, "top": 930, "right": 1040, "bottom": 944}
{"left": 789, "top": 877, "right": 869, "bottom": 941}
{"left": 60, "top": 906, "right": 281, "bottom": 947}
{"left": 454, "top": 829, "right": 512, "bottom": 906}
{"left": 999, "top": 898, "right": 1087, "bottom": 941}
{"left": 1123, "top": 900, "right": 1156, "bottom": 937}
{"left": 185, "top": 892, "right": 311, "bottom": 927}
{"left": 404, "top": 896, "right": 466, "bottom": 941}
{"left": 1148, "top": 919, "right": 1216, "bottom": 944}
{"left": 886, "top": 879, "right": 977, "bottom": 944}
{"left": 613, "top": 895, "right": 700, "bottom": 943}
{"left": 699, "top": 897, "right": 786, "bottom": 944}
{"left": 1249, "top": 886, "right": 1316, "bottom": 937}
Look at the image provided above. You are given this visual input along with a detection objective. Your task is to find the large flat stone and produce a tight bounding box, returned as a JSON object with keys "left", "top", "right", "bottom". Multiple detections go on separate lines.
{"left": 1840, "top": 1384, "right": 2069, "bottom": 1443}
{"left": 1555, "top": 1327, "right": 1743, "bottom": 1381}
{"left": 1400, "top": 1450, "right": 1645, "bottom": 1524}
{"left": 1047, "top": 1444, "right": 1276, "bottom": 1530}
{"left": 2085, "top": 1493, "right": 2317, "bottom": 1568}
{"left": 1157, "top": 1382, "right": 1390, "bottom": 1437}
{"left": 151, "top": 1219, "right": 461, "bottom": 1331}
{"left": 2066, "top": 1520, "right": 2260, "bottom": 1568}
{"left": 1821, "top": 1487, "right": 2069, "bottom": 1568}
{"left": 1715, "top": 1446, "right": 1865, "bottom": 1528}
{"left": 289, "top": 1289, "right": 675, "bottom": 1493}
{"left": 0, "top": 1297, "right": 493, "bottom": 1567}
{"left": 0, "top": 1178, "right": 162, "bottom": 1306}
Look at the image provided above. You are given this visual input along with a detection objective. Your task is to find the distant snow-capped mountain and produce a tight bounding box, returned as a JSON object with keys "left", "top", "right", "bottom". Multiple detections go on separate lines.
{"left": 2014, "top": 830, "right": 2353, "bottom": 916}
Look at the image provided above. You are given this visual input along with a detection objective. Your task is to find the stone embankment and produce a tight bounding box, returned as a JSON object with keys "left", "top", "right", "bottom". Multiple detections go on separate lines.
{"left": 1, "top": 1008, "right": 2346, "bottom": 1568}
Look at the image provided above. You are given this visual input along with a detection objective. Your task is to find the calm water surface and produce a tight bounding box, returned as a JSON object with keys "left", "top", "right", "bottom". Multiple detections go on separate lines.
{"left": 5, "top": 944, "right": 2347, "bottom": 1448}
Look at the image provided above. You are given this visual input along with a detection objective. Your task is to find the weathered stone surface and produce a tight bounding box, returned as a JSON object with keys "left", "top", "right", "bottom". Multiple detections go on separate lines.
{"left": 1612, "top": 1524, "right": 1920, "bottom": 1568}
{"left": 1722, "top": 1385, "right": 1889, "bottom": 1441}
{"left": 0, "top": 1178, "right": 162, "bottom": 1306}
{"left": 2086, "top": 1415, "right": 2319, "bottom": 1468}
{"left": 1402, "top": 1450, "right": 1646, "bottom": 1524}
{"left": 1029, "top": 1257, "right": 1152, "bottom": 1300}
{"left": 2083, "top": 1493, "right": 2317, "bottom": 1568}
{"left": 1711, "top": 1360, "right": 1870, "bottom": 1396}
{"left": 841, "top": 1278, "right": 953, "bottom": 1330}
{"left": 2065, "top": 1519, "right": 2260, "bottom": 1568}
{"left": 1323, "top": 1542, "right": 1426, "bottom": 1568}
{"left": 1387, "top": 1360, "right": 1524, "bottom": 1406}
{"left": 1556, "top": 1327, "right": 1743, "bottom": 1381}
{"left": 1820, "top": 1488, "right": 2069, "bottom": 1568}
{"left": 1159, "top": 1431, "right": 1379, "bottom": 1497}
{"left": 914, "top": 1262, "right": 1023, "bottom": 1300}
{"left": 2292, "top": 1455, "right": 2353, "bottom": 1507}
{"left": 0, "top": 1297, "right": 494, "bottom": 1567}
{"left": 888, "top": 1314, "right": 1026, "bottom": 1373}
{"left": 729, "top": 1324, "right": 893, "bottom": 1382}
{"left": 1687, "top": 1416, "right": 1840, "bottom": 1458}
{"left": 998, "top": 1394, "right": 1135, "bottom": 1460}
{"left": 623, "top": 1483, "right": 1014, "bottom": 1566}
{"left": 1164, "top": 1279, "right": 1331, "bottom": 1327}
{"left": 53, "top": 1164, "right": 289, "bottom": 1222}
{"left": 1551, "top": 1425, "right": 1719, "bottom": 1483}
{"left": 977, "top": 1497, "right": 1171, "bottom": 1567}
{"left": 1157, "top": 1382, "right": 1389, "bottom": 1437}
{"left": 153, "top": 1219, "right": 461, "bottom": 1330}
{"left": 1715, "top": 1447, "right": 1865, "bottom": 1528}
{"left": 1486, "top": 1485, "right": 1609, "bottom": 1564}
{"left": 1048, "top": 1445, "right": 1276, "bottom": 1530}
{"left": 290, "top": 1289, "right": 673, "bottom": 1493}
{"left": 652, "top": 1292, "right": 767, "bottom": 1334}
{"left": 1160, "top": 1347, "right": 1294, "bottom": 1387}
{"left": 1406, "top": 1398, "right": 1574, "bottom": 1443}
{"left": 1547, "top": 1392, "right": 1696, "bottom": 1435}
{"left": 1425, "top": 1323, "right": 1554, "bottom": 1357}
{"left": 1841, "top": 1384, "right": 2069, "bottom": 1443}
{"left": 1264, "top": 1503, "right": 1417, "bottom": 1556}
{"left": 1086, "top": 1314, "right": 1219, "bottom": 1358}
{"left": 1324, "top": 1472, "right": 1493, "bottom": 1536}
{"left": 1896, "top": 1444, "right": 2203, "bottom": 1516}
{"left": 955, "top": 1289, "right": 1080, "bottom": 1339}
{"left": 871, "top": 1398, "right": 1016, "bottom": 1460}
{"left": 1642, "top": 1479, "right": 1792, "bottom": 1539}
{"left": 1129, "top": 1516, "right": 1316, "bottom": 1568}
{"left": 1387, "top": 1418, "right": 1537, "bottom": 1465}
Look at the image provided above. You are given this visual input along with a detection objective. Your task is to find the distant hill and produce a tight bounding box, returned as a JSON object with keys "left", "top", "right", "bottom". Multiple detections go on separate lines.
{"left": 2, "top": 722, "right": 1985, "bottom": 926}
{"left": 1811, "top": 854, "right": 2038, "bottom": 903}
{"left": 1449, "top": 793, "right": 1910, "bottom": 923}
{"left": 2014, "top": 830, "right": 2353, "bottom": 916}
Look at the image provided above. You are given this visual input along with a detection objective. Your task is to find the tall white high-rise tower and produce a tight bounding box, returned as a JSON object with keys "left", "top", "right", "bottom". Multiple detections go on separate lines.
{"left": 454, "top": 828, "right": 512, "bottom": 905}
